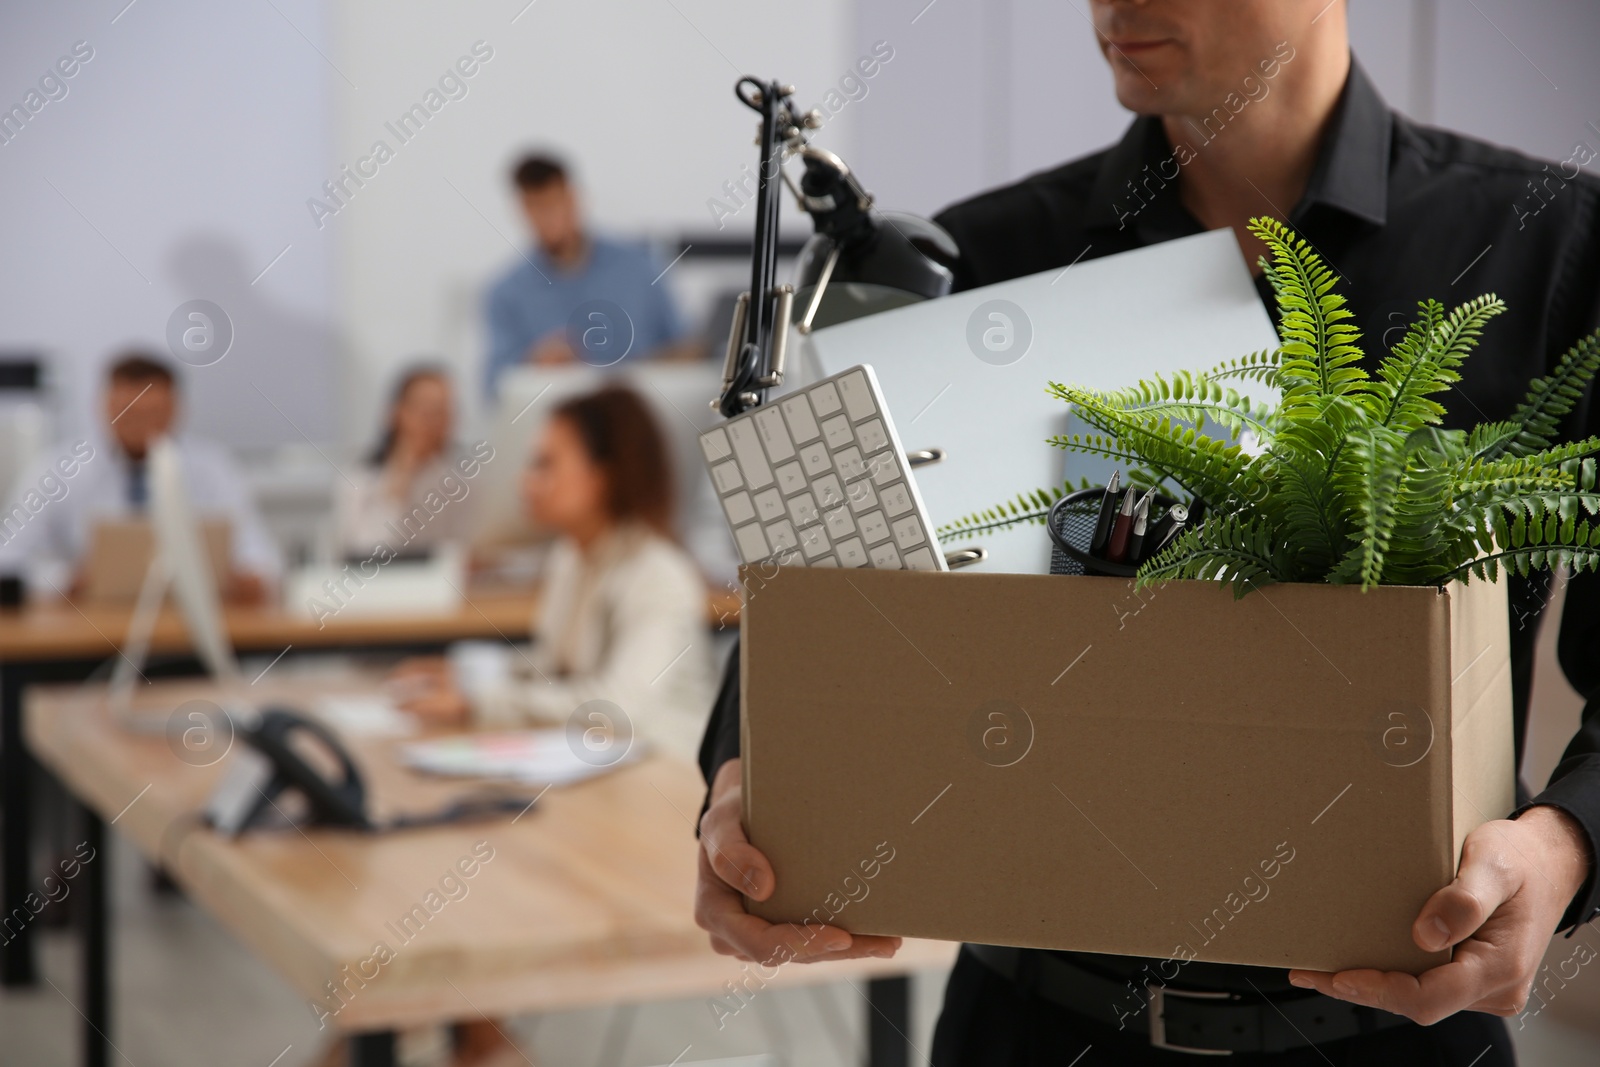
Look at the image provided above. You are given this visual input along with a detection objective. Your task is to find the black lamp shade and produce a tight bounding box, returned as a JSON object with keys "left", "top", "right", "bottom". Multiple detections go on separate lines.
{"left": 792, "top": 211, "right": 959, "bottom": 331}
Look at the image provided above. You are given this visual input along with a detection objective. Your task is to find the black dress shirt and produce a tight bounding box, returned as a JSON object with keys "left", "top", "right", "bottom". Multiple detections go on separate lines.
{"left": 699, "top": 59, "right": 1600, "bottom": 996}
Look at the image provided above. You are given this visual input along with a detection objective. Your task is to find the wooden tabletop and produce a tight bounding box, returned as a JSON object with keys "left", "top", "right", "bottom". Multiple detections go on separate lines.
{"left": 24, "top": 676, "right": 954, "bottom": 1032}
{"left": 0, "top": 589, "right": 743, "bottom": 662}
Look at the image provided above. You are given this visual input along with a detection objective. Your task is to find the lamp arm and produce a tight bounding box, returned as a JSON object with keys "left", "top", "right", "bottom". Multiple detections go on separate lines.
{"left": 716, "top": 77, "right": 793, "bottom": 417}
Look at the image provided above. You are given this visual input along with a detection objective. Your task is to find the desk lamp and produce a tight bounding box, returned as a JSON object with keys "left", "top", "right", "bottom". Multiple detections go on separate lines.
{"left": 713, "top": 77, "right": 959, "bottom": 418}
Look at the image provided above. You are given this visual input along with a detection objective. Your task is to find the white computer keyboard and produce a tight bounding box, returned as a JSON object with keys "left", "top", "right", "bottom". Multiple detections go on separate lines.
{"left": 700, "top": 365, "right": 946, "bottom": 572}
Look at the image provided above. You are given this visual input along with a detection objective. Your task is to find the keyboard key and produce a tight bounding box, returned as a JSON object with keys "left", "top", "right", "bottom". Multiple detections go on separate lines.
{"left": 775, "top": 461, "right": 806, "bottom": 496}
{"left": 780, "top": 394, "right": 821, "bottom": 443}
{"left": 734, "top": 522, "right": 769, "bottom": 563}
{"left": 799, "top": 441, "right": 831, "bottom": 476}
{"left": 837, "top": 370, "right": 876, "bottom": 420}
{"left": 723, "top": 491, "right": 755, "bottom": 525}
{"left": 753, "top": 487, "right": 785, "bottom": 522}
{"left": 904, "top": 547, "right": 937, "bottom": 571}
{"left": 754, "top": 407, "right": 795, "bottom": 463}
{"left": 879, "top": 482, "right": 913, "bottom": 517}
{"left": 858, "top": 510, "right": 890, "bottom": 545}
{"left": 813, "top": 555, "right": 839, "bottom": 568}
{"left": 834, "top": 446, "right": 866, "bottom": 480}
{"left": 727, "top": 419, "right": 773, "bottom": 489}
{"left": 767, "top": 519, "right": 798, "bottom": 553}
{"left": 857, "top": 418, "right": 888, "bottom": 454}
{"left": 892, "top": 514, "right": 926, "bottom": 549}
{"left": 788, "top": 492, "right": 819, "bottom": 527}
{"left": 799, "top": 524, "right": 830, "bottom": 559}
{"left": 701, "top": 427, "right": 732, "bottom": 462}
{"left": 823, "top": 505, "right": 855, "bottom": 539}
{"left": 813, "top": 474, "right": 846, "bottom": 509}
{"left": 868, "top": 452, "right": 900, "bottom": 487}
{"left": 712, "top": 461, "right": 743, "bottom": 493}
{"left": 836, "top": 537, "right": 867, "bottom": 567}
{"left": 847, "top": 478, "right": 877, "bottom": 514}
{"left": 821, "top": 414, "right": 853, "bottom": 450}
{"left": 869, "top": 541, "right": 902, "bottom": 568}
{"left": 810, "top": 381, "right": 842, "bottom": 417}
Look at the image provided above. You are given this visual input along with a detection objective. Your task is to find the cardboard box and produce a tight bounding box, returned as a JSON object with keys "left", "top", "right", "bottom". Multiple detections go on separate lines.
{"left": 740, "top": 568, "right": 1515, "bottom": 974}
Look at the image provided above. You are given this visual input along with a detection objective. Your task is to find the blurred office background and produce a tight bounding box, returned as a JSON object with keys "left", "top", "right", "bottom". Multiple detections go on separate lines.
{"left": 3, "top": 0, "right": 1599, "bottom": 1064}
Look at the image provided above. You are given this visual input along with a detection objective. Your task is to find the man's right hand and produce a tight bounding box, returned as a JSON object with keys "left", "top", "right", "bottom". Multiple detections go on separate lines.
{"left": 694, "top": 758, "right": 902, "bottom": 966}
{"left": 526, "top": 330, "right": 576, "bottom": 365}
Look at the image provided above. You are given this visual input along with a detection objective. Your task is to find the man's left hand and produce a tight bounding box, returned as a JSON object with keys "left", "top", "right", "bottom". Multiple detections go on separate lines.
{"left": 1289, "top": 805, "right": 1592, "bottom": 1024}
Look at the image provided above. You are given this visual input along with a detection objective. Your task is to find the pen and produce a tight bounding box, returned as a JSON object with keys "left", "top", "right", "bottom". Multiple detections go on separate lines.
{"left": 1090, "top": 470, "right": 1121, "bottom": 556}
{"left": 1103, "top": 484, "right": 1139, "bottom": 563}
{"left": 1151, "top": 504, "right": 1190, "bottom": 556}
{"left": 1125, "top": 491, "right": 1155, "bottom": 563}
{"left": 1146, "top": 503, "right": 1185, "bottom": 552}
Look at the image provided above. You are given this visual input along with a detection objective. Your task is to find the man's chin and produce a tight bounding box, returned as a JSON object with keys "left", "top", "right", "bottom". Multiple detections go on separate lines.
{"left": 1110, "top": 78, "right": 1169, "bottom": 116}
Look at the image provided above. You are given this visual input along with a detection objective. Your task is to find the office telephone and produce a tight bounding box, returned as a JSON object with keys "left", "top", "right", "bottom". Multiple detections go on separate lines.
{"left": 205, "top": 708, "right": 372, "bottom": 836}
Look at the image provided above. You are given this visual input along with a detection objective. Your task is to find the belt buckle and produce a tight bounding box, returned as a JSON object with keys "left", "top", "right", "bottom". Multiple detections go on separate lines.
{"left": 1147, "top": 982, "right": 1235, "bottom": 1056}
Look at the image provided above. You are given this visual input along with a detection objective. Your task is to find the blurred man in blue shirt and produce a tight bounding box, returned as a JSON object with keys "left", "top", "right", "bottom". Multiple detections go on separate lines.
{"left": 482, "top": 154, "right": 695, "bottom": 397}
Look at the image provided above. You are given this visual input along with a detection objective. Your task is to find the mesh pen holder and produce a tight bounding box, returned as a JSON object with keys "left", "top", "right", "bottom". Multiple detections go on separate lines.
{"left": 1047, "top": 486, "right": 1185, "bottom": 578}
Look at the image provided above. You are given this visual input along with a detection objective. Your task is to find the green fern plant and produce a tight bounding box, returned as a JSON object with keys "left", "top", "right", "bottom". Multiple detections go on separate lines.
{"left": 938, "top": 216, "right": 1600, "bottom": 596}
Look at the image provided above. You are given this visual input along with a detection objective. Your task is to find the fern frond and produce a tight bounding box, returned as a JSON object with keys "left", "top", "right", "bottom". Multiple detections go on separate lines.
{"left": 1135, "top": 515, "right": 1283, "bottom": 598}
{"left": 936, "top": 483, "right": 1079, "bottom": 542}
{"left": 1256, "top": 396, "right": 1367, "bottom": 578}
{"left": 1371, "top": 296, "right": 1506, "bottom": 433}
{"left": 1204, "top": 349, "right": 1283, "bottom": 388}
{"left": 1468, "top": 420, "right": 1521, "bottom": 459}
{"left": 1479, "top": 332, "right": 1600, "bottom": 459}
{"left": 1249, "top": 216, "right": 1366, "bottom": 411}
{"left": 1051, "top": 391, "right": 1258, "bottom": 507}
{"left": 1434, "top": 497, "right": 1600, "bottom": 583}
{"left": 1337, "top": 426, "right": 1407, "bottom": 589}
{"left": 1049, "top": 374, "right": 1273, "bottom": 440}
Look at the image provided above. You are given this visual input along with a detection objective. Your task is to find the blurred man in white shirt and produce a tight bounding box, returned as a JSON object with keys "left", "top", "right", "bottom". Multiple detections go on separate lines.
{"left": 0, "top": 351, "right": 282, "bottom": 602}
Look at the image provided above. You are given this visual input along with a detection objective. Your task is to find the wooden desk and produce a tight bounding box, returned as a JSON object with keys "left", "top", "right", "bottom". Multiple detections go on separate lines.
{"left": 0, "top": 587, "right": 540, "bottom": 989}
{"left": 25, "top": 678, "right": 955, "bottom": 1067}
{"left": 0, "top": 587, "right": 541, "bottom": 662}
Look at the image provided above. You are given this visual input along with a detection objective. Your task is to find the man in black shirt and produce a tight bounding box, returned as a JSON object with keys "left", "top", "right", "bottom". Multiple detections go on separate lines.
{"left": 695, "top": 1, "right": 1600, "bottom": 1062}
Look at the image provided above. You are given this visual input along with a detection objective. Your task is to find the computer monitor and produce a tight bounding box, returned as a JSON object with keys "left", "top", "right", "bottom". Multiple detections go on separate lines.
{"left": 154, "top": 435, "right": 244, "bottom": 682}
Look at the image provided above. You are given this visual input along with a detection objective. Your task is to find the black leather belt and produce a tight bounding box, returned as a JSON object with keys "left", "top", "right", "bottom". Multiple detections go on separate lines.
{"left": 965, "top": 944, "right": 1410, "bottom": 1056}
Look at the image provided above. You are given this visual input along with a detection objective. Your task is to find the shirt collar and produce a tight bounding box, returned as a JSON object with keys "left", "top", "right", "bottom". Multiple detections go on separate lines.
{"left": 1298, "top": 58, "right": 1390, "bottom": 227}
{"left": 1083, "top": 55, "right": 1392, "bottom": 233}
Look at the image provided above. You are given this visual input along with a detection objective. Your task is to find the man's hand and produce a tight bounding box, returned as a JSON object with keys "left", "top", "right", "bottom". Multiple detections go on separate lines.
{"left": 1289, "top": 805, "right": 1592, "bottom": 1024}
{"left": 388, "top": 657, "right": 471, "bottom": 725}
{"left": 526, "top": 330, "right": 576, "bottom": 366}
{"left": 695, "top": 758, "right": 902, "bottom": 967}
{"left": 225, "top": 571, "right": 269, "bottom": 605}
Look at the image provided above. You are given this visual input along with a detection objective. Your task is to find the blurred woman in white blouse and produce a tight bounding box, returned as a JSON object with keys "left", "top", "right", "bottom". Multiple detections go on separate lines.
{"left": 338, "top": 364, "right": 473, "bottom": 556}
{"left": 397, "top": 384, "right": 715, "bottom": 761}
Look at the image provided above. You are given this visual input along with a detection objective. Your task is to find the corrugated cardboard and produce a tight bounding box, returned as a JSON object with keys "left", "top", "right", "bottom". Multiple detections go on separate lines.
{"left": 740, "top": 567, "right": 1514, "bottom": 974}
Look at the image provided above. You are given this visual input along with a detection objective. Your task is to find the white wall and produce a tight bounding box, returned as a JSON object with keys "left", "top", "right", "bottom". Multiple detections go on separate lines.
{"left": 330, "top": 0, "right": 855, "bottom": 446}
{"left": 0, "top": 0, "right": 335, "bottom": 450}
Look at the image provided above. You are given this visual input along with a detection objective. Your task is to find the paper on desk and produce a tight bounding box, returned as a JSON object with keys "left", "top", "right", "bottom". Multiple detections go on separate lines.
{"left": 400, "top": 729, "right": 641, "bottom": 786}
{"left": 315, "top": 696, "right": 418, "bottom": 738}
{"left": 799, "top": 229, "right": 1280, "bottom": 574}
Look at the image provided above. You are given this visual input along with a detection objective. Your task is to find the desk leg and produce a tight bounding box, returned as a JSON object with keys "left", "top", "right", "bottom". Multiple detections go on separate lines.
{"left": 350, "top": 1031, "right": 396, "bottom": 1067}
{"left": 80, "top": 800, "right": 109, "bottom": 1067}
{"left": 867, "top": 975, "right": 910, "bottom": 1067}
{"left": 2, "top": 662, "right": 38, "bottom": 987}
